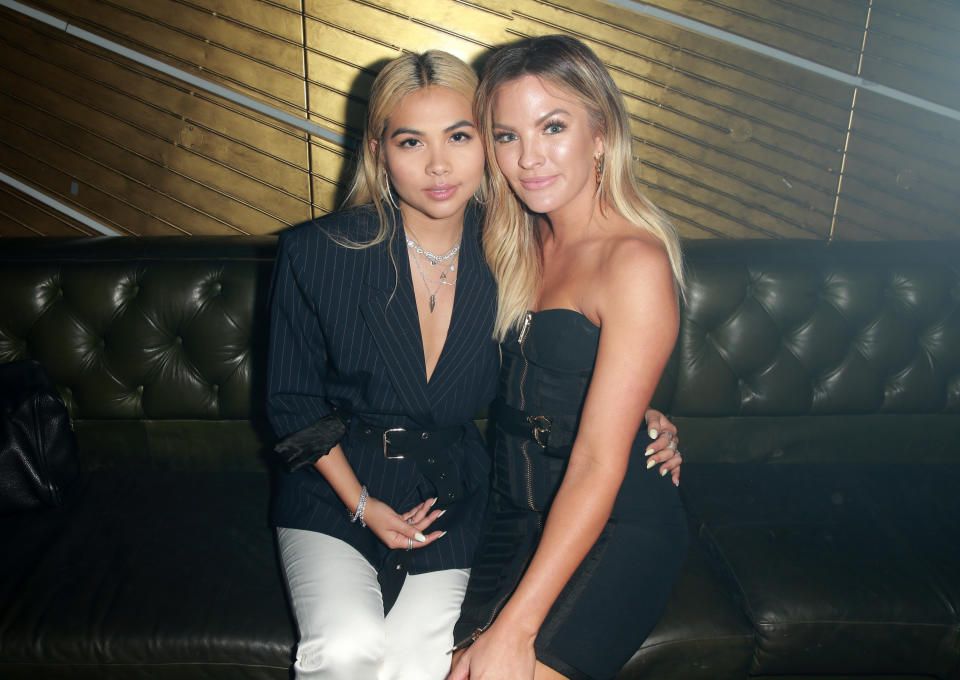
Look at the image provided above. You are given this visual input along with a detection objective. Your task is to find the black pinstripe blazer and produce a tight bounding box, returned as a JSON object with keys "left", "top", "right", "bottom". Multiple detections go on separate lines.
{"left": 266, "top": 204, "right": 499, "bottom": 573}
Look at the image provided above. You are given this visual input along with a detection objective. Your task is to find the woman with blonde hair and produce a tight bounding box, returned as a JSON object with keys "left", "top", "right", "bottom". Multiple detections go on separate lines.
{"left": 450, "top": 35, "right": 688, "bottom": 680}
{"left": 268, "top": 50, "right": 494, "bottom": 680}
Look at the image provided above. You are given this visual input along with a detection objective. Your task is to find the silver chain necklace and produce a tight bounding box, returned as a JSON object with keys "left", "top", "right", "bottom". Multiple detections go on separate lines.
{"left": 408, "top": 242, "right": 458, "bottom": 313}
{"left": 406, "top": 237, "right": 460, "bottom": 266}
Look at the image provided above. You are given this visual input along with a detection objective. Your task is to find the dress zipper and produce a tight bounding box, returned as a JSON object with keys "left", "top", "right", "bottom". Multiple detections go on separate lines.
{"left": 517, "top": 312, "right": 536, "bottom": 511}
{"left": 450, "top": 312, "right": 538, "bottom": 653}
{"left": 449, "top": 546, "right": 537, "bottom": 652}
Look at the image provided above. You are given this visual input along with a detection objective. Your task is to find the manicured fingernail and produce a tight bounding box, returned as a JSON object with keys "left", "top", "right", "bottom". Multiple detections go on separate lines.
{"left": 644, "top": 447, "right": 654, "bottom": 457}
{"left": 648, "top": 428, "right": 658, "bottom": 439}
{"left": 439, "top": 531, "right": 447, "bottom": 538}
{"left": 437, "top": 509, "right": 447, "bottom": 517}
{"left": 646, "top": 458, "right": 656, "bottom": 469}
{"left": 660, "top": 467, "right": 668, "bottom": 477}
{"left": 429, "top": 497, "right": 438, "bottom": 507}
{"left": 415, "top": 532, "right": 426, "bottom": 543}
{"left": 674, "top": 478, "right": 680, "bottom": 487}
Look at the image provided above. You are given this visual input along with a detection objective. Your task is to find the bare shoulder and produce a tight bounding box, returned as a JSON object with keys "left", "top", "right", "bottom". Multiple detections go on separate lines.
{"left": 597, "top": 231, "right": 673, "bottom": 295}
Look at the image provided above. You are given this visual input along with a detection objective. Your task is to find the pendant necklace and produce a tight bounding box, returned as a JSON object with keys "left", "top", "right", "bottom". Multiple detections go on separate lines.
{"left": 407, "top": 236, "right": 459, "bottom": 313}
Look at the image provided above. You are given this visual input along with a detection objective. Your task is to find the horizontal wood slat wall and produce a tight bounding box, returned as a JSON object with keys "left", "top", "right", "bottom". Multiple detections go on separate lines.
{"left": 1, "top": 0, "right": 957, "bottom": 239}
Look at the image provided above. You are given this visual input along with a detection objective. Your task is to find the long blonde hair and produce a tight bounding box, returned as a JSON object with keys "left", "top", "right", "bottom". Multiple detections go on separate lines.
{"left": 476, "top": 35, "right": 685, "bottom": 341}
{"left": 339, "top": 50, "right": 479, "bottom": 250}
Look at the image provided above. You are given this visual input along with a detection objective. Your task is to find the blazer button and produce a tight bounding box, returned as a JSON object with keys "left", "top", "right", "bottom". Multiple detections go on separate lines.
{"left": 364, "top": 427, "right": 372, "bottom": 434}
{"left": 421, "top": 432, "right": 430, "bottom": 439}
{"left": 447, "top": 491, "right": 456, "bottom": 499}
{"left": 439, "top": 472, "right": 447, "bottom": 479}
{"left": 426, "top": 457, "right": 435, "bottom": 464}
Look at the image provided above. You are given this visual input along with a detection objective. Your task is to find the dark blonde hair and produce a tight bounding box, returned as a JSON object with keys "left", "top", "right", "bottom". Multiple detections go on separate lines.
{"left": 340, "top": 50, "right": 479, "bottom": 249}
{"left": 475, "top": 35, "right": 684, "bottom": 340}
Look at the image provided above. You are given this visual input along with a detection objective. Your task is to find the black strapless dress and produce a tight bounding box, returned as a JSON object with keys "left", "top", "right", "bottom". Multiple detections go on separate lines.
{"left": 454, "top": 309, "right": 688, "bottom": 680}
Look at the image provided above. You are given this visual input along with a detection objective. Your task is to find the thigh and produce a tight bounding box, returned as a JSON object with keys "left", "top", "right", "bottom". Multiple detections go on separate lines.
{"left": 382, "top": 567, "right": 471, "bottom": 680}
{"left": 277, "top": 528, "right": 385, "bottom": 651}
{"left": 537, "top": 521, "right": 687, "bottom": 680}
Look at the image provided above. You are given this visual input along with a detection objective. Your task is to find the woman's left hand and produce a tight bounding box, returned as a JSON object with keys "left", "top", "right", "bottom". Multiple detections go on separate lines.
{"left": 644, "top": 408, "right": 682, "bottom": 487}
{"left": 446, "top": 621, "right": 536, "bottom": 680}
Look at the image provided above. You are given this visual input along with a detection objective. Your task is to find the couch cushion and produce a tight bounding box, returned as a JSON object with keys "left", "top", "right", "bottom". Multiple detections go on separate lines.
{"left": 0, "top": 469, "right": 293, "bottom": 679}
{"left": 682, "top": 463, "right": 960, "bottom": 677}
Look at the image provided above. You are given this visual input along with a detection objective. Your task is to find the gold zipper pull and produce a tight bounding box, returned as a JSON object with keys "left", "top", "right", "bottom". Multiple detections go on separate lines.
{"left": 448, "top": 627, "right": 485, "bottom": 653}
{"left": 517, "top": 311, "right": 532, "bottom": 345}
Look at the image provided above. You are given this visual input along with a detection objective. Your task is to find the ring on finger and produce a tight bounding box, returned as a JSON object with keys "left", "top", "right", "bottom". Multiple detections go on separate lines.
{"left": 406, "top": 537, "right": 413, "bottom": 550}
{"left": 669, "top": 439, "right": 677, "bottom": 450}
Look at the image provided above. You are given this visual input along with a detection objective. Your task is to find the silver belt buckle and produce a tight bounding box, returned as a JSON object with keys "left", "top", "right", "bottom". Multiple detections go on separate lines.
{"left": 383, "top": 427, "right": 406, "bottom": 460}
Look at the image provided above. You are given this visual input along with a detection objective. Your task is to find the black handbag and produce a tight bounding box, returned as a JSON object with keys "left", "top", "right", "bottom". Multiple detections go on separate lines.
{"left": 0, "top": 359, "right": 82, "bottom": 515}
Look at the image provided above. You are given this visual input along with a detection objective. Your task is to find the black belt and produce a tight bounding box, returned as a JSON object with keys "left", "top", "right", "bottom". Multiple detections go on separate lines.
{"left": 353, "top": 423, "right": 466, "bottom": 505}
{"left": 352, "top": 422, "right": 471, "bottom": 617}
{"left": 492, "top": 401, "right": 578, "bottom": 457}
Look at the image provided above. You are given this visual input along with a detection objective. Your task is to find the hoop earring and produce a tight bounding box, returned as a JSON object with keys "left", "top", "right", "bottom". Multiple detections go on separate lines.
{"left": 594, "top": 153, "right": 604, "bottom": 184}
{"left": 382, "top": 170, "right": 400, "bottom": 210}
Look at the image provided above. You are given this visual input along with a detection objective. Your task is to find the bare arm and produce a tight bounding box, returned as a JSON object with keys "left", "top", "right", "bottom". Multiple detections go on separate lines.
{"left": 448, "top": 241, "right": 679, "bottom": 679}
{"left": 314, "top": 444, "right": 445, "bottom": 549}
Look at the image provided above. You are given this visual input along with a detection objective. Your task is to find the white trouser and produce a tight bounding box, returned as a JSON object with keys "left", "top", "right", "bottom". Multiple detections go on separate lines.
{"left": 277, "top": 527, "right": 470, "bottom": 680}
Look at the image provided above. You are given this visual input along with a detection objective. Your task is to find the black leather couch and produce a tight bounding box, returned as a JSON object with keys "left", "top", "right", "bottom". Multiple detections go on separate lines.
{"left": 1, "top": 237, "right": 958, "bottom": 679}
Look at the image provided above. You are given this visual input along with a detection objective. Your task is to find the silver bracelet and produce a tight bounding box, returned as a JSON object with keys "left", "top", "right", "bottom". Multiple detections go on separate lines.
{"left": 350, "top": 485, "right": 368, "bottom": 528}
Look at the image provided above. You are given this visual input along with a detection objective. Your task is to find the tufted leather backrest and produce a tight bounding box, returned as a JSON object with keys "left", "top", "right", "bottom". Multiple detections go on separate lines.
{"left": 0, "top": 237, "right": 275, "bottom": 469}
{"left": 675, "top": 241, "right": 960, "bottom": 416}
{"left": 671, "top": 240, "right": 960, "bottom": 464}
{"left": 1, "top": 237, "right": 957, "bottom": 469}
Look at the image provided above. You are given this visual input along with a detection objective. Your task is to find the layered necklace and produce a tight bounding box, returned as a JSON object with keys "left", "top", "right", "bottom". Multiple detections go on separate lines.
{"left": 406, "top": 234, "right": 460, "bottom": 313}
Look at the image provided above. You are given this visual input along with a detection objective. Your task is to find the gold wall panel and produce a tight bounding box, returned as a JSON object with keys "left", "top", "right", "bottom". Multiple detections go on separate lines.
{"left": 864, "top": 1, "right": 960, "bottom": 110}
{"left": 33, "top": 0, "right": 308, "bottom": 113}
{"left": 1, "top": 4, "right": 313, "bottom": 235}
{"left": 513, "top": 1, "right": 850, "bottom": 239}
{"left": 1, "top": 51, "right": 304, "bottom": 235}
{"left": 0, "top": 185, "right": 97, "bottom": 236}
{"left": 1, "top": 0, "right": 958, "bottom": 241}
{"left": 835, "top": 90, "right": 960, "bottom": 241}
{"left": 309, "top": 140, "right": 353, "bottom": 215}
{"left": 304, "top": 0, "right": 502, "bottom": 60}
{"left": 636, "top": 0, "right": 870, "bottom": 72}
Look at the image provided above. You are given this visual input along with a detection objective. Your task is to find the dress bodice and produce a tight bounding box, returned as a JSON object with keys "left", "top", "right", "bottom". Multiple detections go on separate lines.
{"left": 498, "top": 308, "right": 600, "bottom": 417}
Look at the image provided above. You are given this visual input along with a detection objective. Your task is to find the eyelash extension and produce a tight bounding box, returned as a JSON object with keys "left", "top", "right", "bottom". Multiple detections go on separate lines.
{"left": 544, "top": 118, "right": 566, "bottom": 132}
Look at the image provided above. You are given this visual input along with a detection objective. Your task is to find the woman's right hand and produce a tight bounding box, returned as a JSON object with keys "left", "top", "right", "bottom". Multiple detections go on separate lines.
{"left": 363, "top": 496, "right": 447, "bottom": 550}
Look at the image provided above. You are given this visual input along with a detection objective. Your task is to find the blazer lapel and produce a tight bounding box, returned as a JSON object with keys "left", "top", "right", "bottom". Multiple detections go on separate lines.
{"left": 428, "top": 207, "right": 496, "bottom": 405}
{"left": 358, "top": 225, "right": 435, "bottom": 425}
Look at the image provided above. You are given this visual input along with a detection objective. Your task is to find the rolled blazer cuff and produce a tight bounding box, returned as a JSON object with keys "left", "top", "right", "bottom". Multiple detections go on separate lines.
{"left": 273, "top": 414, "right": 347, "bottom": 472}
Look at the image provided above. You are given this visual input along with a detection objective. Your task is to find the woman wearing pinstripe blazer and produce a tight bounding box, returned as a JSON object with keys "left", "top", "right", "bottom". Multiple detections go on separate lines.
{"left": 266, "top": 50, "right": 682, "bottom": 680}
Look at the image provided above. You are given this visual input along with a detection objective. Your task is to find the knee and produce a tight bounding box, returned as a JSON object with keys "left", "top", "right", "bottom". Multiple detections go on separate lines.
{"left": 296, "top": 626, "right": 385, "bottom": 679}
